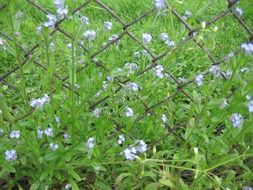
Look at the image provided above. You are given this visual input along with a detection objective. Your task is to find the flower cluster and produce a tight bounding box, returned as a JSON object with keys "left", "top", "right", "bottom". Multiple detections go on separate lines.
{"left": 160, "top": 32, "right": 175, "bottom": 47}
{"left": 118, "top": 135, "right": 125, "bottom": 145}
{"left": 83, "top": 30, "right": 96, "bottom": 41}
{"left": 5, "top": 150, "right": 17, "bottom": 161}
{"left": 49, "top": 143, "right": 59, "bottom": 151}
{"left": 44, "top": 14, "right": 57, "bottom": 28}
{"left": 65, "top": 184, "right": 72, "bottom": 190}
{"left": 125, "top": 82, "right": 139, "bottom": 92}
{"left": 80, "top": 15, "right": 89, "bottom": 25}
{"left": 124, "top": 62, "right": 138, "bottom": 72}
{"left": 162, "top": 114, "right": 167, "bottom": 123}
{"left": 230, "top": 113, "right": 243, "bottom": 128}
{"left": 248, "top": 100, "right": 253, "bottom": 113}
{"left": 37, "top": 127, "right": 54, "bottom": 139}
{"left": 93, "top": 108, "right": 102, "bottom": 118}
{"left": 182, "top": 10, "right": 192, "bottom": 20}
{"left": 142, "top": 33, "right": 152, "bottom": 44}
{"left": 123, "top": 140, "right": 147, "bottom": 160}
{"left": 241, "top": 42, "right": 253, "bottom": 55}
{"left": 54, "top": 0, "right": 68, "bottom": 19}
{"left": 125, "top": 107, "right": 134, "bottom": 117}
{"left": 153, "top": 65, "right": 164, "bottom": 79}
{"left": 30, "top": 94, "right": 50, "bottom": 109}
{"left": 104, "top": 21, "right": 113, "bottom": 31}
{"left": 235, "top": 7, "right": 243, "bottom": 17}
{"left": 209, "top": 65, "right": 220, "bottom": 76}
{"left": 220, "top": 99, "right": 228, "bottom": 109}
{"left": 86, "top": 137, "right": 95, "bottom": 149}
{"left": 195, "top": 74, "right": 204, "bottom": 86}
{"left": 154, "top": 0, "right": 166, "bottom": 9}
{"left": 10, "top": 130, "right": 21, "bottom": 139}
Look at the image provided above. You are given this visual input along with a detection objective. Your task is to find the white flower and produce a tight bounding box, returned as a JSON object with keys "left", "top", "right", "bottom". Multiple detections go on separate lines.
{"left": 154, "top": 0, "right": 166, "bottom": 8}
{"left": 65, "top": 184, "right": 72, "bottom": 190}
{"left": 230, "top": 113, "right": 243, "bottom": 128}
{"left": 124, "top": 148, "right": 136, "bottom": 160}
{"left": 248, "top": 101, "right": 253, "bottom": 113}
{"left": 124, "top": 62, "right": 138, "bottom": 71}
{"left": 220, "top": 99, "right": 228, "bottom": 109}
{"left": 57, "top": 7, "right": 68, "bottom": 19}
{"left": 213, "top": 26, "right": 218, "bottom": 32}
{"left": 37, "top": 25, "right": 43, "bottom": 34}
{"left": 162, "top": 114, "right": 167, "bottom": 123}
{"left": 240, "top": 67, "right": 249, "bottom": 73}
{"left": 44, "top": 127, "right": 53, "bottom": 137}
{"left": 195, "top": 74, "right": 204, "bottom": 86}
{"left": 135, "top": 140, "right": 147, "bottom": 153}
{"left": 225, "top": 69, "right": 232, "bottom": 77}
{"left": 209, "top": 65, "right": 220, "bottom": 76}
{"left": 54, "top": 0, "right": 64, "bottom": 7}
{"left": 109, "top": 34, "right": 119, "bottom": 42}
{"left": 118, "top": 135, "right": 125, "bottom": 145}
{"left": 63, "top": 132, "right": 70, "bottom": 139}
{"left": 10, "top": 130, "right": 20, "bottom": 139}
{"left": 0, "top": 38, "right": 4, "bottom": 46}
{"left": 67, "top": 43, "right": 72, "bottom": 49}
{"left": 194, "top": 147, "right": 199, "bottom": 155}
{"left": 104, "top": 21, "right": 113, "bottom": 31}
{"left": 241, "top": 43, "right": 253, "bottom": 55}
{"left": 160, "top": 33, "right": 169, "bottom": 41}
{"left": 37, "top": 129, "right": 44, "bottom": 139}
{"left": 49, "top": 143, "right": 59, "bottom": 151}
{"left": 54, "top": 0, "right": 68, "bottom": 19}
{"left": 246, "top": 95, "right": 252, "bottom": 100}
{"left": 178, "top": 77, "right": 186, "bottom": 83}
{"left": 243, "top": 186, "right": 253, "bottom": 190}
{"left": 5, "top": 150, "right": 17, "bottom": 161}
{"left": 165, "top": 40, "right": 175, "bottom": 47}
{"left": 106, "top": 76, "right": 114, "bottom": 82}
{"left": 93, "top": 108, "right": 101, "bottom": 118}
{"left": 235, "top": 7, "right": 243, "bottom": 17}
{"left": 50, "top": 42, "right": 55, "bottom": 51}
{"left": 30, "top": 94, "right": 50, "bottom": 109}
{"left": 184, "top": 10, "right": 192, "bottom": 18}
{"left": 86, "top": 137, "right": 95, "bottom": 149}
{"left": 125, "top": 82, "right": 139, "bottom": 92}
{"left": 83, "top": 30, "right": 96, "bottom": 41}
{"left": 154, "top": 64, "right": 164, "bottom": 79}
{"left": 228, "top": 51, "right": 234, "bottom": 58}
{"left": 80, "top": 15, "right": 89, "bottom": 24}
{"left": 142, "top": 33, "right": 152, "bottom": 44}
{"left": 125, "top": 107, "right": 134, "bottom": 117}
{"left": 134, "top": 51, "right": 140, "bottom": 58}
{"left": 141, "top": 49, "right": 149, "bottom": 56}
{"left": 44, "top": 14, "right": 57, "bottom": 28}
{"left": 0, "top": 128, "right": 4, "bottom": 134}
{"left": 55, "top": 116, "right": 61, "bottom": 124}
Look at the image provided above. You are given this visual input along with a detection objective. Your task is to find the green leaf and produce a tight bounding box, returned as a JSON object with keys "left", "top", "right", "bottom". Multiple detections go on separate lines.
{"left": 69, "top": 178, "right": 79, "bottom": 190}
{"left": 145, "top": 182, "right": 160, "bottom": 190}
{"left": 30, "top": 183, "right": 40, "bottom": 190}
{"left": 159, "top": 179, "right": 175, "bottom": 189}
{"left": 115, "top": 173, "right": 131, "bottom": 185}
{"left": 68, "top": 166, "right": 81, "bottom": 182}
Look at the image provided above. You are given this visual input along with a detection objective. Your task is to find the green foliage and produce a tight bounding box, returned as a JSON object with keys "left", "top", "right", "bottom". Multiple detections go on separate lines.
{"left": 0, "top": 0, "right": 253, "bottom": 189}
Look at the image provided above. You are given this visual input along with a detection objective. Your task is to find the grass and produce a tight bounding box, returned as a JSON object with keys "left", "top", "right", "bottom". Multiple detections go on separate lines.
{"left": 0, "top": 0, "right": 253, "bottom": 189}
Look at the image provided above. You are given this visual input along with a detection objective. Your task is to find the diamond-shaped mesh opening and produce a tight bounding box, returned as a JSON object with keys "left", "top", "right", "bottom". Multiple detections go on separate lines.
{"left": 198, "top": 13, "right": 250, "bottom": 60}
{"left": 127, "top": 8, "right": 189, "bottom": 55}
{"left": 170, "top": 0, "right": 228, "bottom": 28}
